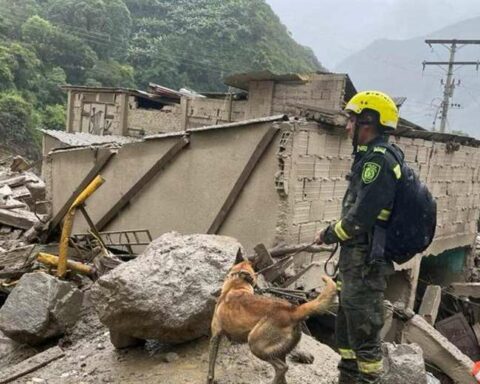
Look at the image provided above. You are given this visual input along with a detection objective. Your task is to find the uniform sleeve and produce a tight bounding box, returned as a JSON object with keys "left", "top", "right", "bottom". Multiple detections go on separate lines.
{"left": 323, "top": 154, "right": 397, "bottom": 244}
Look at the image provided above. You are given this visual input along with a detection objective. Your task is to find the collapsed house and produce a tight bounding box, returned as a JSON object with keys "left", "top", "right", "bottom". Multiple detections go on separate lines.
{"left": 11, "top": 70, "right": 474, "bottom": 383}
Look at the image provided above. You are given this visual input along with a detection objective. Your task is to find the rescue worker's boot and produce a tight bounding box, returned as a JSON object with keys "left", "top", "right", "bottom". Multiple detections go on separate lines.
{"left": 338, "top": 358, "right": 359, "bottom": 384}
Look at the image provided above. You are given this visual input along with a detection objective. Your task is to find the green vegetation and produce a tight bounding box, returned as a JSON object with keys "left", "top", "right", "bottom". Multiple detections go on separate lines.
{"left": 0, "top": 0, "right": 322, "bottom": 157}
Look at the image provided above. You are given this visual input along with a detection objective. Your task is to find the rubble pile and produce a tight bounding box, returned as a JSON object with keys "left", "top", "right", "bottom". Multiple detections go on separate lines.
{"left": 0, "top": 156, "right": 47, "bottom": 248}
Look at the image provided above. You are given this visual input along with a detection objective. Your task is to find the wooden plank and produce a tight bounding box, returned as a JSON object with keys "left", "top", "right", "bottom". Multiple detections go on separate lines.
{"left": 96, "top": 136, "right": 190, "bottom": 231}
{"left": 207, "top": 127, "right": 279, "bottom": 234}
{"left": 0, "top": 346, "right": 64, "bottom": 383}
{"left": 49, "top": 148, "right": 116, "bottom": 233}
{"left": 263, "top": 256, "right": 294, "bottom": 283}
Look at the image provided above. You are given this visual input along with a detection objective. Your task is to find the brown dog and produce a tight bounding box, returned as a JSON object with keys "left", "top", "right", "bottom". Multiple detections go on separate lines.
{"left": 207, "top": 261, "right": 337, "bottom": 384}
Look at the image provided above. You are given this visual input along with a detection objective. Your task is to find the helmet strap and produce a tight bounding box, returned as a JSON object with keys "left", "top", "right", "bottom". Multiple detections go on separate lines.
{"left": 352, "top": 122, "right": 359, "bottom": 155}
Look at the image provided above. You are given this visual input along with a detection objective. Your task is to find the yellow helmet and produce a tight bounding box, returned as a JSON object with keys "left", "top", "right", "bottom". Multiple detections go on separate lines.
{"left": 345, "top": 91, "right": 399, "bottom": 130}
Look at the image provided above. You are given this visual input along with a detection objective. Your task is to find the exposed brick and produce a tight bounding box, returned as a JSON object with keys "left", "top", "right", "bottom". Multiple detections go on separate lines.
{"left": 293, "top": 201, "right": 311, "bottom": 224}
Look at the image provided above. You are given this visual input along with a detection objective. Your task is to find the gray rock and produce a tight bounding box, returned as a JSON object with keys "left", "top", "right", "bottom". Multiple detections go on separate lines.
{"left": 0, "top": 331, "right": 37, "bottom": 369}
{"left": 382, "top": 343, "right": 427, "bottom": 384}
{"left": 90, "top": 232, "right": 242, "bottom": 345}
{"left": 0, "top": 272, "right": 83, "bottom": 345}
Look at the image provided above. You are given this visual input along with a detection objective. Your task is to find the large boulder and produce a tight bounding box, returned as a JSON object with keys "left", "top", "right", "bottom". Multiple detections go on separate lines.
{"left": 90, "top": 232, "right": 242, "bottom": 345}
{"left": 0, "top": 272, "right": 83, "bottom": 346}
{"left": 382, "top": 343, "right": 427, "bottom": 384}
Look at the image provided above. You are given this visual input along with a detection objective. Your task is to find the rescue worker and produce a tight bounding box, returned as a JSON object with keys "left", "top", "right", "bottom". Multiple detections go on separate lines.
{"left": 315, "top": 91, "right": 403, "bottom": 384}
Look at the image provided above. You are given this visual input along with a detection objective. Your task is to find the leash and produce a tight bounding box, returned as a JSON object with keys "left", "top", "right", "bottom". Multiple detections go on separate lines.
{"left": 324, "top": 242, "right": 339, "bottom": 277}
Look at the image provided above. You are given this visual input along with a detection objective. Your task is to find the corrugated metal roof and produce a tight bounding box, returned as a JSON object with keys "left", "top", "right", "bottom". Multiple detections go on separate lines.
{"left": 40, "top": 129, "right": 141, "bottom": 147}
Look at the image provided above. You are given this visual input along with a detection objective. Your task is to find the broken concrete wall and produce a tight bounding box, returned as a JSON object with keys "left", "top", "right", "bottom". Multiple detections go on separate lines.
{"left": 66, "top": 90, "right": 126, "bottom": 136}
{"left": 185, "top": 97, "right": 248, "bottom": 128}
{"left": 45, "top": 121, "right": 284, "bottom": 251}
{"left": 127, "top": 104, "right": 183, "bottom": 135}
{"left": 271, "top": 74, "right": 349, "bottom": 115}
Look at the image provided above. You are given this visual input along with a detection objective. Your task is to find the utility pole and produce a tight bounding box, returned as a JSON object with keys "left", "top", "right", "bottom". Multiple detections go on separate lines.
{"left": 423, "top": 39, "right": 480, "bottom": 133}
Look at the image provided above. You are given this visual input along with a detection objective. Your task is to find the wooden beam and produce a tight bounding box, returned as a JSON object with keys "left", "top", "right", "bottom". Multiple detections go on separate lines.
{"left": 0, "top": 346, "right": 64, "bottom": 384}
{"left": 207, "top": 127, "right": 279, "bottom": 234}
{"left": 49, "top": 148, "right": 116, "bottom": 233}
{"left": 96, "top": 136, "right": 190, "bottom": 231}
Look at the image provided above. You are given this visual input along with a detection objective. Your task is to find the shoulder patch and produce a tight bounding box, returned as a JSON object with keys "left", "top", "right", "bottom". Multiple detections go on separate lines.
{"left": 362, "top": 162, "right": 382, "bottom": 184}
{"left": 373, "top": 146, "right": 387, "bottom": 154}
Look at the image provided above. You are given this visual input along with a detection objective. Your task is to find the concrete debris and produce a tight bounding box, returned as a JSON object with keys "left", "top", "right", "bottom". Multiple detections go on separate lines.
{"left": 90, "top": 232, "right": 241, "bottom": 345}
{"left": 402, "top": 314, "right": 476, "bottom": 384}
{"left": 418, "top": 285, "right": 442, "bottom": 325}
{"left": 0, "top": 272, "right": 83, "bottom": 346}
{"left": 381, "top": 343, "right": 427, "bottom": 384}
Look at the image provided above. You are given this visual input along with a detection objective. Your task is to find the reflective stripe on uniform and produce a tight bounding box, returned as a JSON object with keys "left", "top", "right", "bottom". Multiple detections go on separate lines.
{"left": 357, "top": 359, "right": 383, "bottom": 374}
{"left": 377, "top": 209, "right": 391, "bottom": 221}
{"left": 338, "top": 348, "right": 356, "bottom": 360}
{"left": 336, "top": 280, "right": 342, "bottom": 291}
{"left": 334, "top": 220, "right": 352, "bottom": 241}
{"left": 357, "top": 145, "right": 368, "bottom": 152}
{"left": 373, "top": 146, "right": 386, "bottom": 154}
{"left": 392, "top": 164, "right": 402, "bottom": 179}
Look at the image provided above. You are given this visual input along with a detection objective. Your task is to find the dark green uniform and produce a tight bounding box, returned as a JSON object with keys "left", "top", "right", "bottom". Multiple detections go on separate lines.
{"left": 323, "top": 136, "right": 402, "bottom": 383}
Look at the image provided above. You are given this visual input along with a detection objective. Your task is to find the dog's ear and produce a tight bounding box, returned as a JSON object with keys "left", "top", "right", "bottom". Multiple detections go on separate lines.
{"left": 234, "top": 248, "right": 246, "bottom": 265}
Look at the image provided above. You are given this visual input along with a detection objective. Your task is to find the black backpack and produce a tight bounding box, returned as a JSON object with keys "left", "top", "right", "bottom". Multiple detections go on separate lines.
{"left": 382, "top": 143, "right": 437, "bottom": 264}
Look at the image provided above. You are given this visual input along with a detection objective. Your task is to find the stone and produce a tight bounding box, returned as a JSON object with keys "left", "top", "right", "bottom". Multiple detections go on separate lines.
{"left": 426, "top": 372, "right": 441, "bottom": 384}
{"left": 0, "top": 272, "right": 83, "bottom": 345}
{"left": 0, "top": 331, "right": 37, "bottom": 370}
{"left": 109, "top": 330, "right": 144, "bottom": 349}
{"left": 90, "top": 232, "right": 242, "bottom": 345}
{"left": 381, "top": 343, "right": 427, "bottom": 384}
{"left": 162, "top": 352, "right": 179, "bottom": 363}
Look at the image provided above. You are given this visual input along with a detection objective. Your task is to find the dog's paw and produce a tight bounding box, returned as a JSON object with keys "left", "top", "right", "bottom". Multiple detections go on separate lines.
{"left": 289, "top": 349, "right": 315, "bottom": 364}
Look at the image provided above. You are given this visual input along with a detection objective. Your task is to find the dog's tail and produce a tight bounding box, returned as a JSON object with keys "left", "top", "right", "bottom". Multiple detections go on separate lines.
{"left": 292, "top": 276, "right": 337, "bottom": 322}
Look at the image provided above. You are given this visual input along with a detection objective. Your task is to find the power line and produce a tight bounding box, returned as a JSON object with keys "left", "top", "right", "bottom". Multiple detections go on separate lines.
{"left": 423, "top": 39, "right": 480, "bottom": 133}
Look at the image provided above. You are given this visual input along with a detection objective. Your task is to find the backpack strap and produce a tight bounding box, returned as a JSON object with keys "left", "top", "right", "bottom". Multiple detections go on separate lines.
{"left": 372, "top": 142, "right": 404, "bottom": 180}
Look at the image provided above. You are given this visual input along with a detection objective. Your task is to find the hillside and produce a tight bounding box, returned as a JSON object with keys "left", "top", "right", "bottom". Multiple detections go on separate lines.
{"left": 336, "top": 16, "right": 480, "bottom": 137}
{"left": 0, "top": 0, "right": 323, "bottom": 157}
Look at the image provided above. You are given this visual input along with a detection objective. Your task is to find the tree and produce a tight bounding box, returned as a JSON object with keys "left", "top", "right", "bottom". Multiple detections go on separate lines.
{"left": 46, "top": 0, "right": 132, "bottom": 60}
{"left": 41, "top": 104, "right": 66, "bottom": 131}
{"left": 0, "top": 93, "right": 39, "bottom": 157}
{"left": 85, "top": 60, "right": 135, "bottom": 88}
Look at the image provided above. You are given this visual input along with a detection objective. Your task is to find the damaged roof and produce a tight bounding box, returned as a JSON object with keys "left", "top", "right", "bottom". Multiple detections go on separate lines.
{"left": 60, "top": 85, "right": 179, "bottom": 105}
{"left": 41, "top": 129, "right": 141, "bottom": 148}
{"left": 224, "top": 70, "right": 312, "bottom": 91}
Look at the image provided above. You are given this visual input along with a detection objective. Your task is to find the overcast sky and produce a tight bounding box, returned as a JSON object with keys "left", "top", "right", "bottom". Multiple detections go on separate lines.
{"left": 266, "top": 0, "right": 480, "bottom": 69}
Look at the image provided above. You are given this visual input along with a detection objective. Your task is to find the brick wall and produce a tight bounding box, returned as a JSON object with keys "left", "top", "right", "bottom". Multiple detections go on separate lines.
{"left": 284, "top": 122, "right": 480, "bottom": 261}
{"left": 128, "top": 105, "right": 183, "bottom": 134}
{"left": 271, "top": 74, "right": 347, "bottom": 116}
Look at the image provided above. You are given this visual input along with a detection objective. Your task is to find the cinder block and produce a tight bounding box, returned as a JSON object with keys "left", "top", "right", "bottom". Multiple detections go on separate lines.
{"left": 293, "top": 201, "right": 311, "bottom": 224}
{"left": 319, "top": 180, "right": 335, "bottom": 201}
{"left": 307, "top": 132, "right": 327, "bottom": 156}
{"left": 315, "top": 158, "right": 330, "bottom": 179}
{"left": 324, "top": 134, "right": 341, "bottom": 157}
{"left": 323, "top": 199, "right": 341, "bottom": 221}
{"left": 295, "top": 156, "right": 315, "bottom": 179}
{"left": 294, "top": 131, "right": 309, "bottom": 155}
{"left": 416, "top": 147, "right": 430, "bottom": 164}
{"left": 303, "top": 179, "right": 321, "bottom": 200}
{"left": 310, "top": 200, "right": 326, "bottom": 221}
{"left": 299, "top": 222, "right": 318, "bottom": 243}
